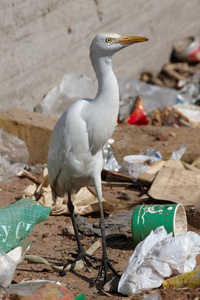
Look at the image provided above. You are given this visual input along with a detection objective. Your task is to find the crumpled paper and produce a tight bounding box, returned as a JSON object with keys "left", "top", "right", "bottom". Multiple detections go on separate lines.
{"left": 118, "top": 226, "right": 200, "bottom": 296}
{"left": 21, "top": 168, "right": 115, "bottom": 215}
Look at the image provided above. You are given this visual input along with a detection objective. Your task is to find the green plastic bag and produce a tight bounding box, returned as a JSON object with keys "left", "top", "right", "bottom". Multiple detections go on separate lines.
{"left": 0, "top": 198, "right": 51, "bottom": 253}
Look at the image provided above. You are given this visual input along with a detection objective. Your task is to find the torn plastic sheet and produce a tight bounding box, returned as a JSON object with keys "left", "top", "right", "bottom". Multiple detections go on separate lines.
{"left": 170, "top": 142, "right": 187, "bottom": 160}
{"left": 103, "top": 139, "right": 120, "bottom": 172}
{"left": 0, "top": 129, "right": 29, "bottom": 182}
{"left": 118, "top": 77, "right": 178, "bottom": 114}
{"left": 40, "top": 72, "right": 97, "bottom": 118}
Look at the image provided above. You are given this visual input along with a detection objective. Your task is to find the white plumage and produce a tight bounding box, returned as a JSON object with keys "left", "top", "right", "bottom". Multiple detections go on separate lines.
{"left": 47, "top": 32, "right": 148, "bottom": 283}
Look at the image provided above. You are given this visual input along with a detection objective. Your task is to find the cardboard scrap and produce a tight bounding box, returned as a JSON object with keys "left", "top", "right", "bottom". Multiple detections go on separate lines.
{"left": 22, "top": 168, "right": 135, "bottom": 216}
{"left": 192, "top": 156, "right": 200, "bottom": 169}
{"left": 138, "top": 159, "right": 200, "bottom": 206}
{"left": 148, "top": 167, "right": 200, "bottom": 205}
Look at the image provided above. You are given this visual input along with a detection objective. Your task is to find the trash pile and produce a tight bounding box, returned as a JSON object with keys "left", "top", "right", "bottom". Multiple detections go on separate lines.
{"left": 141, "top": 36, "right": 200, "bottom": 128}
{"left": 118, "top": 226, "right": 200, "bottom": 295}
{"left": 0, "top": 198, "right": 86, "bottom": 298}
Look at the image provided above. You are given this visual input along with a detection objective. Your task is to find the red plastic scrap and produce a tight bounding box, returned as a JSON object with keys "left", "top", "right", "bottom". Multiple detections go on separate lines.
{"left": 117, "top": 96, "right": 148, "bottom": 126}
{"left": 125, "top": 96, "right": 148, "bottom": 125}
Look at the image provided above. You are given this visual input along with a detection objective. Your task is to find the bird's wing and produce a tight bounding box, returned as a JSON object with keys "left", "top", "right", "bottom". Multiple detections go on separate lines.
{"left": 47, "top": 110, "right": 68, "bottom": 195}
{"left": 47, "top": 99, "right": 91, "bottom": 196}
{"left": 83, "top": 101, "right": 115, "bottom": 154}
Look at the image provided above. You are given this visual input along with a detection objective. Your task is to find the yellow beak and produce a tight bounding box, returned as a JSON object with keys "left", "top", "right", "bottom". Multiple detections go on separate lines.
{"left": 116, "top": 36, "right": 148, "bottom": 45}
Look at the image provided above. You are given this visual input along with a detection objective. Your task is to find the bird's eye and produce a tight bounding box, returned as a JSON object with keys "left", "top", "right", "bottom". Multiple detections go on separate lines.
{"left": 105, "top": 37, "right": 113, "bottom": 43}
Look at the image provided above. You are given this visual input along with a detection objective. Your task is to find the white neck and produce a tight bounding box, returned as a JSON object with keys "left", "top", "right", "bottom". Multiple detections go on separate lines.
{"left": 91, "top": 54, "right": 119, "bottom": 110}
{"left": 86, "top": 53, "right": 119, "bottom": 150}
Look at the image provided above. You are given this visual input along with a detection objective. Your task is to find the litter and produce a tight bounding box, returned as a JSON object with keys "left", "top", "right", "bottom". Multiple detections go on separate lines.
{"left": 8, "top": 282, "right": 76, "bottom": 299}
{"left": 118, "top": 77, "right": 178, "bottom": 114}
{"left": 76, "top": 210, "right": 132, "bottom": 237}
{"left": 21, "top": 168, "right": 135, "bottom": 215}
{"left": 38, "top": 71, "right": 179, "bottom": 119}
{"left": 141, "top": 292, "right": 161, "bottom": 300}
{"left": 147, "top": 104, "right": 196, "bottom": 127}
{"left": 141, "top": 61, "right": 200, "bottom": 90}
{"left": 0, "top": 129, "right": 29, "bottom": 182}
{"left": 103, "top": 139, "right": 121, "bottom": 172}
{"left": 147, "top": 161, "right": 200, "bottom": 206}
{"left": 122, "top": 154, "right": 161, "bottom": 179}
{"left": 170, "top": 141, "right": 187, "bottom": 160}
{"left": 137, "top": 159, "right": 200, "bottom": 207}
{"left": 118, "top": 226, "right": 200, "bottom": 296}
{"left": 192, "top": 155, "right": 200, "bottom": 169}
{"left": 4, "top": 281, "right": 86, "bottom": 300}
{"left": 0, "top": 198, "right": 51, "bottom": 253}
{"left": 173, "top": 103, "right": 200, "bottom": 126}
{"left": 131, "top": 204, "right": 187, "bottom": 246}
{"left": 0, "top": 238, "right": 31, "bottom": 287}
{"left": 122, "top": 148, "right": 162, "bottom": 179}
{"left": 118, "top": 96, "right": 148, "bottom": 125}
{"left": 163, "top": 269, "right": 200, "bottom": 289}
{"left": 39, "top": 71, "right": 97, "bottom": 118}
{"left": 0, "top": 199, "right": 51, "bottom": 287}
{"left": 25, "top": 240, "right": 101, "bottom": 273}
{"left": 173, "top": 36, "right": 200, "bottom": 63}
{"left": 6, "top": 280, "right": 62, "bottom": 297}
{"left": 0, "top": 247, "right": 16, "bottom": 288}
{"left": 176, "top": 77, "right": 200, "bottom": 105}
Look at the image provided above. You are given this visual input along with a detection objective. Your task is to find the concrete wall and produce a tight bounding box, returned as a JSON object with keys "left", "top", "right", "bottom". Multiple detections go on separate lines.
{"left": 0, "top": 0, "right": 200, "bottom": 111}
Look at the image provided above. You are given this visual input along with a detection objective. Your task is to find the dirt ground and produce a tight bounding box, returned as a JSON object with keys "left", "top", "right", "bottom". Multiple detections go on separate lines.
{"left": 0, "top": 124, "right": 200, "bottom": 299}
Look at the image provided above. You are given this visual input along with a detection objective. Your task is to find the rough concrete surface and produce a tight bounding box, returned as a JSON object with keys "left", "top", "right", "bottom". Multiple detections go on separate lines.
{"left": 0, "top": 0, "right": 200, "bottom": 111}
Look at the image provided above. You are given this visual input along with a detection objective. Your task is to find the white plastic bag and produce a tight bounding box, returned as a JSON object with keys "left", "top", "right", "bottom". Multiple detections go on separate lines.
{"left": 0, "top": 238, "right": 31, "bottom": 287}
{"left": 118, "top": 226, "right": 200, "bottom": 296}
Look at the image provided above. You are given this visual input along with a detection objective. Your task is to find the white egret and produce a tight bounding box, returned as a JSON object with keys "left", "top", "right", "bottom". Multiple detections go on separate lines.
{"left": 47, "top": 32, "right": 148, "bottom": 283}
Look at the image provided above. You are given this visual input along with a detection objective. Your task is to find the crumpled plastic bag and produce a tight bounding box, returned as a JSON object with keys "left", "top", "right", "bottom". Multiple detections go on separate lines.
{"left": 40, "top": 71, "right": 97, "bottom": 118}
{"left": 118, "top": 226, "right": 200, "bottom": 296}
{"left": 0, "top": 129, "right": 29, "bottom": 182}
{"left": 0, "top": 238, "right": 31, "bottom": 287}
{"left": 0, "top": 198, "right": 51, "bottom": 253}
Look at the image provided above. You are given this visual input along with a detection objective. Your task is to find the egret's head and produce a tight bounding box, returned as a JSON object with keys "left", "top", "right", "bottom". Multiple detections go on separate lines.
{"left": 90, "top": 32, "right": 148, "bottom": 57}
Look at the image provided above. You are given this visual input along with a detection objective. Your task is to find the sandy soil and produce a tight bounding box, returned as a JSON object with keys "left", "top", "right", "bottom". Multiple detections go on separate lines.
{"left": 0, "top": 125, "right": 200, "bottom": 299}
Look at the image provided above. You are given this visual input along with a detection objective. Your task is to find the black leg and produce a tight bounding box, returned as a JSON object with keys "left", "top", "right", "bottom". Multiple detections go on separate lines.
{"left": 93, "top": 175, "right": 120, "bottom": 284}
{"left": 67, "top": 191, "right": 84, "bottom": 254}
{"left": 60, "top": 191, "right": 99, "bottom": 276}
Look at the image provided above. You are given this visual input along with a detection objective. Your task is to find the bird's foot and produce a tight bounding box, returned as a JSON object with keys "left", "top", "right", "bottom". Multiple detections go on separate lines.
{"left": 59, "top": 250, "right": 100, "bottom": 276}
{"left": 93, "top": 256, "right": 120, "bottom": 285}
